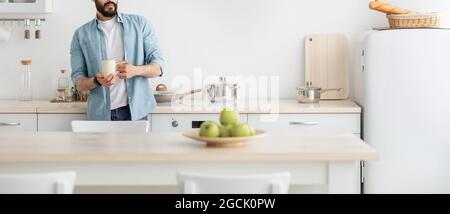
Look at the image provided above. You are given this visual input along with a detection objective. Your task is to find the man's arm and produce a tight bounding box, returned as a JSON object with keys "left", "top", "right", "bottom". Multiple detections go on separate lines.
{"left": 76, "top": 76, "right": 97, "bottom": 91}
{"left": 117, "top": 16, "right": 164, "bottom": 80}
{"left": 117, "top": 61, "right": 162, "bottom": 79}
{"left": 71, "top": 30, "right": 116, "bottom": 90}
{"left": 71, "top": 31, "right": 92, "bottom": 91}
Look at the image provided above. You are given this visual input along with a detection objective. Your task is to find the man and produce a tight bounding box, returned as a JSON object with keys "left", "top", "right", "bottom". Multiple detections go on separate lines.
{"left": 71, "top": 0, "right": 164, "bottom": 121}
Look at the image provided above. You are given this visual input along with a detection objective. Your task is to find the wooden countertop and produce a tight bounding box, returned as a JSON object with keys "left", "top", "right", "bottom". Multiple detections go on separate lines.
{"left": 0, "top": 99, "right": 361, "bottom": 114}
{"left": 0, "top": 132, "right": 378, "bottom": 162}
{"left": 0, "top": 100, "right": 87, "bottom": 114}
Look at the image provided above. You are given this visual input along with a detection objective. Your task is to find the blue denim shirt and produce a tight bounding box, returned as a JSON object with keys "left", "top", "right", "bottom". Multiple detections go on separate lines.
{"left": 70, "top": 13, "right": 164, "bottom": 121}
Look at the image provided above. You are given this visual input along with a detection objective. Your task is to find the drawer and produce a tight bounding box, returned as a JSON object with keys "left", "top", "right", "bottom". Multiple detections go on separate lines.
{"left": 0, "top": 114, "right": 37, "bottom": 132}
{"left": 248, "top": 114, "right": 360, "bottom": 134}
{"left": 151, "top": 114, "right": 248, "bottom": 132}
{"left": 38, "top": 114, "right": 87, "bottom": 132}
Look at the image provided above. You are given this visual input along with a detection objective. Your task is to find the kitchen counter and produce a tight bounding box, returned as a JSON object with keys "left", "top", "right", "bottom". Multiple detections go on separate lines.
{"left": 0, "top": 99, "right": 361, "bottom": 114}
{"left": 0, "top": 132, "right": 377, "bottom": 162}
{"left": 0, "top": 132, "right": 376, "bottom": 194}
{"left": 0, "top": 100, "right": 87, "bottom": 114}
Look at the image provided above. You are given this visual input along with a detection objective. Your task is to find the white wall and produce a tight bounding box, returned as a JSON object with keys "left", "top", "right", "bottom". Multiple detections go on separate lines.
{"left": 0, "top": 0, "right": 449, "bottom": 100}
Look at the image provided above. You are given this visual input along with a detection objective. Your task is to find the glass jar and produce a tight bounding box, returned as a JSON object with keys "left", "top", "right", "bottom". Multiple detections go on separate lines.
{"left": 34, "top": 19, "right": 41, "bottom": 39}
{"left": 20, "top": 60, "right": 33, "bottom": 101}
{"left": 58, "top": 69, "right": 70, "bottom": 100}
{"left": 24, "top": 19, "right": 31, "bottom": 40}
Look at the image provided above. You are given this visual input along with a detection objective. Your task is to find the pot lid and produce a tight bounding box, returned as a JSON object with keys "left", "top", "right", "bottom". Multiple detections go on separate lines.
{"left": 297, "top": 82, "right": 321, "bottom": 90}
{"left": 207, "top": 77, "right": 238, "bottom": 87}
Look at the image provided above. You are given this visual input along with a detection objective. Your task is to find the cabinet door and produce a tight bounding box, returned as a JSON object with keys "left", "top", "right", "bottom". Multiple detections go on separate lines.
{"left": 248, "top": 114, "right": 360, "bottom": 134}
{"left": 151, "top": 114, "right": 248, "bottom": 132}
{"left": 0, "top": 114, "right": 37, "bottom": 132}
{"left": 0, "top": 0, "right": 53, "bottom": 13}
{"left": 38, "top": 114, "right": 87, "bottom": 132}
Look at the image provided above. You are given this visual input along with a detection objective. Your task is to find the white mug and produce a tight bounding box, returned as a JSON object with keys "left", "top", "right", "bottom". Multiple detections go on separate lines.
{"left": 101, "top": 60, "right": 117, "bottom": 76}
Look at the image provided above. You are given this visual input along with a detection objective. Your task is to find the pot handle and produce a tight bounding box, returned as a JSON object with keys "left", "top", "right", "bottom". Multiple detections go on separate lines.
{"left": 320, "top": 88, "right": 341, "bottom": 94}
{"left": 178, "top": 89, "right": 203, "bottom": 100}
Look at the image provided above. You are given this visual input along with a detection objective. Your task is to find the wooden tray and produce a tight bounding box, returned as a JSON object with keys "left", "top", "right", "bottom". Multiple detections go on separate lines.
{"left": 50, "top": 99, "right": 87, "bottom": 103}
{"left": 373, "top": 27, "right": 450, "bottom": 31}
{"left": 182, "top": 130, "right": 267, "bottom": 148}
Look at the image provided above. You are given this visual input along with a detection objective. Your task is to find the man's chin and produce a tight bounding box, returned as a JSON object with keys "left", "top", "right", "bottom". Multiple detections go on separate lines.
{"left": 101, "top": 10, "right": 117, "bottom": 17}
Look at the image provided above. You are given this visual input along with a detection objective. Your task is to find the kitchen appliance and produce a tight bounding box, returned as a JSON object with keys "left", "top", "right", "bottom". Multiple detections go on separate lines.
{"left": 296, "top": 82, "right": 341, "bottom": 104}
{"left": 356, "top": 29, "right": 450, "bottom": 193}
{"left": 206, "top": 77, "right": 239, "bottom": 103}
{"left": 305, "top": 34, "right": 349, "bottom": 100}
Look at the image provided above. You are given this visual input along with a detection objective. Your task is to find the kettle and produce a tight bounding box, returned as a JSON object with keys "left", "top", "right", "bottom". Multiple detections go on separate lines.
{"left": 296, "top": 82, "right": 341, "bottom": 103}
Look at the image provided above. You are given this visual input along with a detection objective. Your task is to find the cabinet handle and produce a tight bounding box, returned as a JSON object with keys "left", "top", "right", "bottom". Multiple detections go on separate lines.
{"left": 172, "top": 120, "right": 179, "bottom": 128}
{"left": 0, "top": 122, "right": 21, "bottom": 127}
{"left": 289, "top": 122, "right": 319, "bottom": 126}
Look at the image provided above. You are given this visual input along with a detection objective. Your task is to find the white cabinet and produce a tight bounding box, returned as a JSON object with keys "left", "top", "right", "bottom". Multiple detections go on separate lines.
{"left": 0, "top": 0, "right": 52, "bottom": 13}
{"left": 0, "top": 114, "right": 37, "bottom": 132}
{"left": 248, "top": 114, "right": 360, "bottom": 134}
{"left": 151, "top": 114, "right": 248, "bottom": 132}
{"left": 37, "top": 114, "right": 87, "bottom": 132}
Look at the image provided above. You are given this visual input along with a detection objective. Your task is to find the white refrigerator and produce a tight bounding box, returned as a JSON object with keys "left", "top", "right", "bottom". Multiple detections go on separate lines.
{"left": 356, "top": 29, "right": 450, "bottom": 194}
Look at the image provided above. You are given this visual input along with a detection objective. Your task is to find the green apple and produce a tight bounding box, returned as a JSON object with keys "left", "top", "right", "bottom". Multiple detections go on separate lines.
{"left": 231, "top": 123, "right": 252, "bottom": 137}
{"left": 220, "top": 108, "right": 239, "bottom": 126}
{"left": 200, "top": 121, "right": 218, "bottom": 130}
{"left": 199, "top": 121, "right": 220, "bottom": 138}
{"left": 219, "top": 124, "right": 233, "bottom": 138}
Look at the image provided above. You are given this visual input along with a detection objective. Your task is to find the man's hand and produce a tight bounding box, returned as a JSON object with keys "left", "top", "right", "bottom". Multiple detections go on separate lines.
{"left": 95, "top": 73, "right": 116, "bottom": 87}
{"left": 117, "top": 61, "right": 138, "bottom": 80}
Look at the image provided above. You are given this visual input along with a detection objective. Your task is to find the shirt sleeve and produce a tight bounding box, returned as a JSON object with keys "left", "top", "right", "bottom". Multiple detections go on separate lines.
{"left": 70, "top": 30, "right": 88, "bottom": 85}
{"left": 141, "top": 17, "right": 165, "bottom": 76}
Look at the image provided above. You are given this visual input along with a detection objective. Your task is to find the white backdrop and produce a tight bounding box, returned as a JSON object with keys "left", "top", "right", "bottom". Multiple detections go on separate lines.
{"left": 0, "top": 0, "right": 449, "bottom": 100}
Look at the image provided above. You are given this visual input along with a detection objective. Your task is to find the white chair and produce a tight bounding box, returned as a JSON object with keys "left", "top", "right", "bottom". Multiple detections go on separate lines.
{"left": 71, "top": 121, "right": 150, "bottom": 133}
{"left": 177, "top": 172, "right": 291, "bottom": 194}
{"left": 0, "top": 171, "right": 76, "bottom": 194}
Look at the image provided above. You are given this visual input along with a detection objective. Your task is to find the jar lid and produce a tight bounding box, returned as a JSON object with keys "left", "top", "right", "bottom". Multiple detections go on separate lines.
{"left": 21, "top": 60, "right": 32, "bottom": 65}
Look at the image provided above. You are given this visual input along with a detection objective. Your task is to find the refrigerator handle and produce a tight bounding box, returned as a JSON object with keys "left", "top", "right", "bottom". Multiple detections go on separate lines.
{"left": 361, "top": 49, "right": 366, "bottom": 73}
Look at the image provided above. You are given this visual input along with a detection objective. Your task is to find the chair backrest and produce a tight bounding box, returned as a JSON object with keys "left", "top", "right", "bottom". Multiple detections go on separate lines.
{"left": 177, "top": 172, "right": 291, "bottom": 194}
{"left": 71, "top": 121, "right": 150, "bottom": 133}
{"left": 0, "top": 171, "right": 76, "bottom": 194}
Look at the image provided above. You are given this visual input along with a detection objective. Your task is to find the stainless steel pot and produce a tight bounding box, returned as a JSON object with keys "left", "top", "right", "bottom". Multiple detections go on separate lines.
{"left": 296, "top": 82, "right": 341, "bottom": 103}
{"left": 206, "top": 77, "right": 239, "bottom": 103}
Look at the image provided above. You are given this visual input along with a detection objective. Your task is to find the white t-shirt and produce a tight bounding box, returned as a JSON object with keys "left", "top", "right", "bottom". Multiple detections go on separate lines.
{"left": 99, "top": 17, "right": 128, "bottom": 110}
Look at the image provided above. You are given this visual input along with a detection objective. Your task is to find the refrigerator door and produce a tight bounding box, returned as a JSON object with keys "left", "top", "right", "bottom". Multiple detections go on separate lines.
{"left": 363, "top": 29, "right": 450, "bottom": 194}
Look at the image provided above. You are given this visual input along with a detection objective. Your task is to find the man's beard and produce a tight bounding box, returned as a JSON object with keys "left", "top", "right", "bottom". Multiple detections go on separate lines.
{"left": 95, "top": 1, "right": 118, "bottom": 18}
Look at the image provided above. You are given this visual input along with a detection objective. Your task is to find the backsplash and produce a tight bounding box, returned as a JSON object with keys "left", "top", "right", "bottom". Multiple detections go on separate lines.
{"left": 0, "top": 0, "right": 449, "bottom": 100}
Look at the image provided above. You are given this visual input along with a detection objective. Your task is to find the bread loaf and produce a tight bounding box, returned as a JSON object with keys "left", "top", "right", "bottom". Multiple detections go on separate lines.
{"left": 369, "top": 0, "right": 411, "bottom": 14}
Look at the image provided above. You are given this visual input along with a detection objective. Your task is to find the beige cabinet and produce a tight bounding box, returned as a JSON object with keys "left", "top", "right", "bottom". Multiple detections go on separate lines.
{"left": 0, "top": 114, "right": 37, "bottom": 132}
{"left": 248, "top": 114, "right": 360, "bottom": 135}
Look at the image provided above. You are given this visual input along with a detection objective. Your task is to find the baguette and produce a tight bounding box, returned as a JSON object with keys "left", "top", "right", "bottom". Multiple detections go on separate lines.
{"left": 369, "top": 0, "right": 411, "bottom": 14}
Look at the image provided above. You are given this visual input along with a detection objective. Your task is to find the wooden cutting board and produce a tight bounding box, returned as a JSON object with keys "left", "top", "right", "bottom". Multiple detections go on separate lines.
{"left": 305, "top": 34, "right": 350, "bottom": 100}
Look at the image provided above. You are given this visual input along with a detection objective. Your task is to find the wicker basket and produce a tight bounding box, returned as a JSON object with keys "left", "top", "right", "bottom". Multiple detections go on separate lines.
{"left": 387, "top": 13, "right": 440, "bottom": 28}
